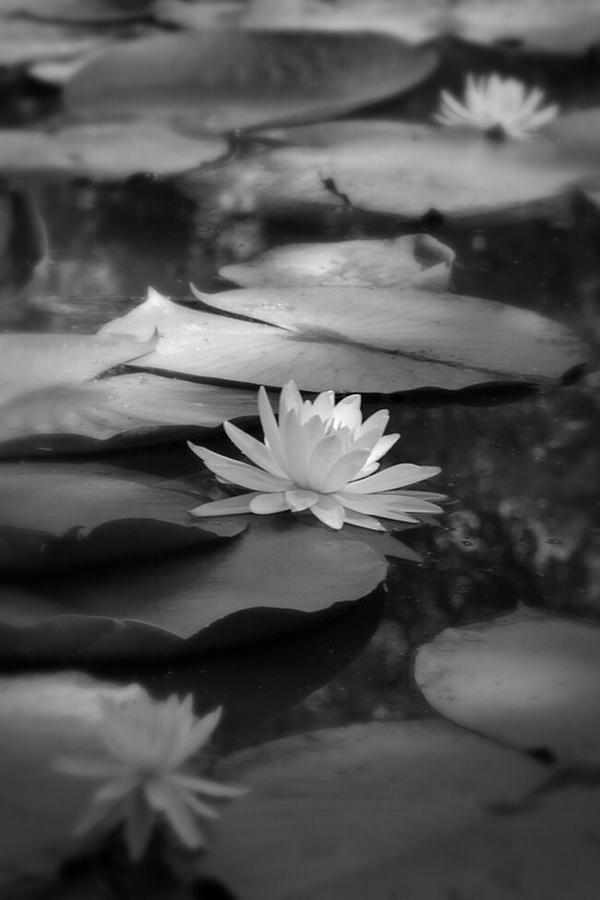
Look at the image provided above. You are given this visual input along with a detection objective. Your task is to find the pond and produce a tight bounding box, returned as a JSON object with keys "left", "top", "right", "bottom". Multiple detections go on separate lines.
{"left": 1, "top": 3, "right": 600, "bottom": 899}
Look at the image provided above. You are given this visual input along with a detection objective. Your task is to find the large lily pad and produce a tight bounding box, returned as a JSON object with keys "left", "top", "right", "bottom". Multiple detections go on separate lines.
{"left": 224, "top": 119, "right": 589, "bottom": 219}
{"left": 99, "top": 285, "right": 587, "bottom": 393}
{"left": 0, "top": 374, "right": 258, "bottom": 458}
{"left": 63, "top": 30, "right": 438, "bottom": 132}
{"left": 414, "top": 607, "right": 600, "bottom": 766}
{"left": 205, "top": 720, "right": 597, "bottom": 900}
{"left": 0, "top": 516, "right": 387, "bottom": 660}
{"left": 0, "top": 330, "right": 155, "bottom": 406}
{"left": 0, "top": 0, "right": 150, "bottom": 20}
{"left": 451, "top": 0, "right": 600, "bottom": 54}
{"left": 242, "top": 0, "right": 449, "bottom": 43}
{"left": 220, "top": 234, "right": 455, "bottom": 289}
{"left": 0, "top": 19, "right": 110, "bottom": 67}
{"left": 0, "top": 462, "right": 244, "bottom": 572}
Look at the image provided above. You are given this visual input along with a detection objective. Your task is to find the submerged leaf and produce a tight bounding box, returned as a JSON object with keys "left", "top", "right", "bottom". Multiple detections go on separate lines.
{"left": 64, "top": 30, "right": 438, "bottom": 132}
{"left": 0, "top": 517, "right": 387, "bottom": 660}
{"left": 414, "top": 607, "right": 600, "bottom": 765}
{"left": 99, "top": 285, "right": 587, "bottom": 393}
{"left": 225, "top": 119, "right": 589, "bottom": 218}
{"left": 0, "top": 463, "right": 244, "bottom": 572}
{"left": 207, "top": 720, "right": 566, "bottom": 900}
{"left": 220, "top": 234, "right": 455, "bottom": 289}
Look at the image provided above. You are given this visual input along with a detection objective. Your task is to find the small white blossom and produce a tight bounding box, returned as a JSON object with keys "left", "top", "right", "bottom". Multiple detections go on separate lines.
{"left": 435, "top": 73, "right": 559, "bottom": 140}
{"left": 55, "top": 688, "right": 246, "bottom": 860}
{"left": 188, "top": 380, "right": 444, "bottom": 532}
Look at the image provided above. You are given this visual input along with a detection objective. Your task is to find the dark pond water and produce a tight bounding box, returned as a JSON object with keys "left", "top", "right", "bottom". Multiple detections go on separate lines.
{"left": 2, "top": 29, "right": 600, "bottom": 900}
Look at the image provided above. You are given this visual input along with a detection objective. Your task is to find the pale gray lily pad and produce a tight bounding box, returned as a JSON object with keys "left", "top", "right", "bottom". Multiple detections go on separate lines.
{"left": 99, "top": 285, "right": 587, "bottom": 393}
{"left": 0, "top": 462, "right": 244, "bottom": 572}
{"left": 225, "top": 119, "right": 589, "bottom": 219}
{"left": 452, "top": 0, "right": 600, "bottom": 54}
{"left": 0, "top": 19, "right": 109, "bottom": 67}
{"left": 0, "top": 122, "right": 227, "bottom": 177}
{"left": 205, "top": 720, "right": 596, "bottom": 900}
{"left": 242, "top": 0, "right": 450, "bottom": 43}
{"left": 0, "top": 330, "right": 155, "bottom": 406}
{"left": 153, "top": 0, "right": 243, "bottom": 29}
{"left": 0, "top": 517, "right": 387, "bottom": 660}
{"left": 0, "top": 671, "right": 141, "bottom": 894}
{"left": 220, "top": 234, "right": 455, "bottom": 290}
{"left": 414, "top": 607, "right": 600, "bottom": 766}
{"left": 64, "top": 30, "right": 438, "bottom": 132}
{"left": 0, "top": 374, "right": 258, "bottom": 456}
{"left": 547, "top": 108, "right": 600, "bottom": 164}
{"left": 0, "top": 0, "right": 150, "bottom": 20}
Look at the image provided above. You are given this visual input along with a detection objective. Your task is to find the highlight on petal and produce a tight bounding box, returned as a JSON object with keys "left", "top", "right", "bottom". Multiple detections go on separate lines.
{"left": 249, "top": 492, "right": 289, "bottom": 514}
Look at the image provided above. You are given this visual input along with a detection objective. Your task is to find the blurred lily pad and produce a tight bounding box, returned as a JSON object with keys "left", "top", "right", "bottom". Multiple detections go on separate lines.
{"left": 0, "top": 122, "right": 227, "bottom": 178}
{"left": 452, "top": 0, "right": 600, "bottom": 54}
{"left": 414, "top": 607, "right": 600, "bottom": 765}
{"left": 63, "top": 30, "right": 438, "bottom": 132}
{"left": 242, "top": 0, "right": 449, "bottom": 43}
{"left": 226, "top": 119, "right": 589, "bottom": 219}
{"left": 547, "top": 108, "right": 600, "bottom": 164}
{"left": 0, "top": 0, "right": 151, "bottom": 20}
{"left": 0, "top": 329, "right": 155, "bottom": 406}
{"left": 0, "top": 374, "right": 258, "bottom": 458}
{"left": 220, "top": 234, "right": 455, "bottom": 289}
{"left": 205, "top": 720, "right": 576, "bottom": 900}
{"left": 0, "top": 19, "right": 110, "bottom": 67}
{"left": 99, "top": 284, "right": 588, "bottom": 393}
{"left": 0, "top": 462, "right": 244, "bottom": 572}
{"left": 0, "top": 516, "right": 387, "bottom": 660}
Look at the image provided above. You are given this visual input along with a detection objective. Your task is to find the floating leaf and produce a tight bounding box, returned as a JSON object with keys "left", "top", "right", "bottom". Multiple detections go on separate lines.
{"left": 0, "top": 330, "right": 155, "bottom": 406}
{"left": 220, "top": 234, "right": 455, "bottom": 289}
{"left": 205, "top": 720, "right": 577, "bottom": 900}
{"left": 414, "top": 607, "right": 600, "bottom": 765}
{"left": 0, "top": 374, "right": 258, "bottom": 457}
{"left": 0, "top": 19, "right": 111, "bottom": 67}
{"left": 154, "top": 0, "right": 243, "bottom": 29}
{"left": 226, "top": 119, "right": 589, "bottom": 218}
{"left": 0, "top": 0, "right": 151, "bottom": 20}
{"left": 64, "top": 30, "right": 438, "bottom": 132}
{"left": 0, "top": 517, "right": 387, "bottom": 660}
{"left": 452, "top": 0, "right": 600, "bottom": 54}
{"left": 99, "top": 285, "right": 587, "bottom": 393}
{"left": 547, "top": 108, "right": 600, "bottom": 164}
{"left": 0, "top": 122, "right": 227, "bottom": 178}
{"left": 242, "top": 0, "right": 449, "bottom": 43}
{"left": 0, "top": 462, "right": 244, "bottom": 572}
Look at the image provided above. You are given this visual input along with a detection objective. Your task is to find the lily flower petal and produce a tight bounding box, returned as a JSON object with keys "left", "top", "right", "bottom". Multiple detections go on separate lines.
{"left": 190, "top": 493, "right": 259, "bottom": 517}
{"left": 346, "top": 464, "right": 441, "bottom": 494}
{"left": 249, "top": 492, "right": 289, "bottom": 514}
{"left": 188, "top": 442, "right": 292, "bottom": 492}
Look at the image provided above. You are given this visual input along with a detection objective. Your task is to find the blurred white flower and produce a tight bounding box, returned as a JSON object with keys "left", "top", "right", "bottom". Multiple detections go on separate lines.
{"left": 188, "top": 381, "right": 444, "bottom": 531}
{"left": 55, "top": 689, "right": 246, "bottom": 860}
{"left": 435, "top": 73, "right": 559, "bottom": 140}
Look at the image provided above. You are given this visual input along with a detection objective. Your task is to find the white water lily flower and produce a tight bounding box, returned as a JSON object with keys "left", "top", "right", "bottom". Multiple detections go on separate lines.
{"left": 188, "top": 381, "right": 444, "bottom": 532}
{"left": 55, "top": 688, "right": 246, "bottom": 860}
{"left": 435, "top": 73, "right": 559, "bottom": 140}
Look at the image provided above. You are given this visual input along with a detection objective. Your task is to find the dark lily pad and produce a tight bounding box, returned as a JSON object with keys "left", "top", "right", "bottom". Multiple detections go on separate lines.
{"left": 63, "top": 30, "right": 438, "bottom": 132}
{"left": 99, "top": 284, "right": 588, "bottom": 393}
{"left": 0, "top": 330, "right": 156, "bottom": 406}
{"left": 0, "top": 516, "right": 387, "bottom": 660}
{"left": 223, "top": 119, "right": 589, "bottom": 219}
{"left": 0, "top": 462, "right": 244, "bottom": 572}
{"left": 0, "top": 374, "right": 258, "bottom": 458}
{"left": 414, "top": 607, "right": 600, "bottom": 765}
{"left": 206, "top": 720, "right": 567, "bottom": 900}
{"left": 220, "top": 234, "right": 455, "bottom": 289}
